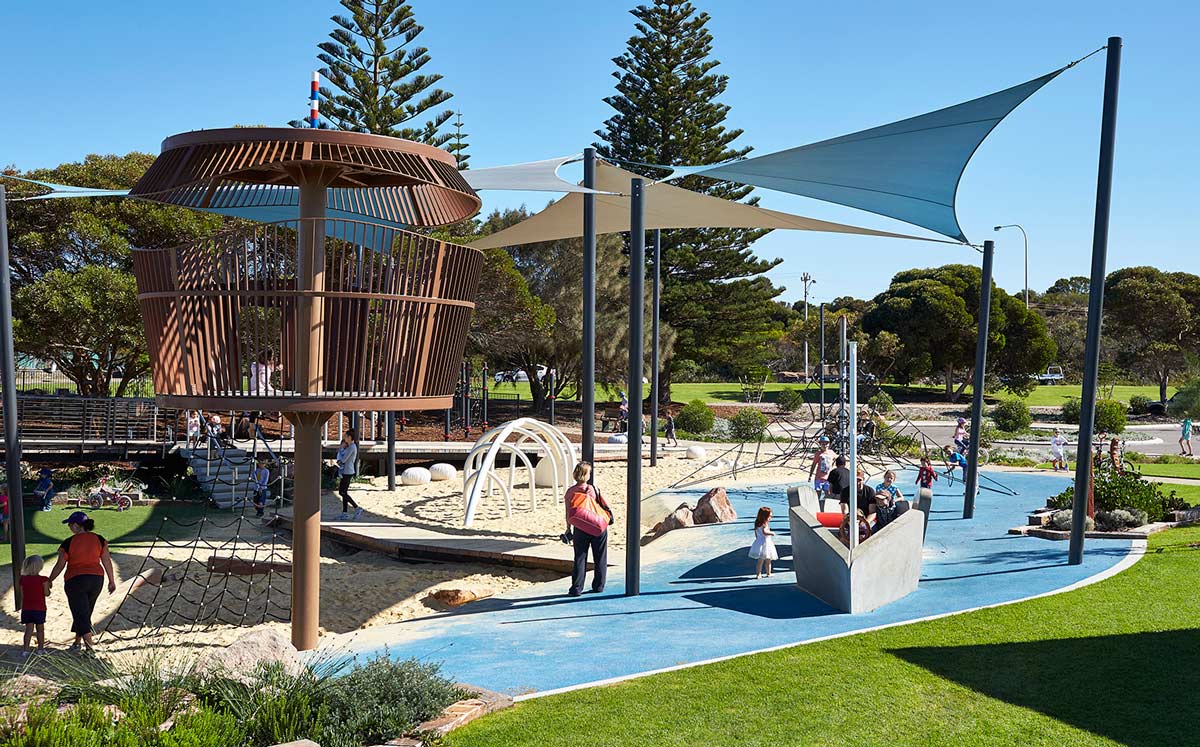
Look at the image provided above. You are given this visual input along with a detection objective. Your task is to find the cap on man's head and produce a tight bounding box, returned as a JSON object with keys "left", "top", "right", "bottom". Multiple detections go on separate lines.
{"left": 818, "top": 435, "right": 830, "bottom": 443}
{"left": 63, "top": 511, "right": 89, "bottom": 525}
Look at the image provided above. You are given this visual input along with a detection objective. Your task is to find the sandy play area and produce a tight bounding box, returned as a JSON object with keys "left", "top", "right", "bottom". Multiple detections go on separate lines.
{"left": 0, "top": 444, "right": 815, "bottom": 659}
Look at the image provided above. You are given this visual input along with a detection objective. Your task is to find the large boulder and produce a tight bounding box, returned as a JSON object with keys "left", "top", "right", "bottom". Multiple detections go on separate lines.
{"left": 429, "top": 463, "right": 457, "bottom": 481}
{"left": 693, "top": 487, "right": 736, "bottom": 525}
{"left": 193, "top": 629, "right": 304, "bottom": 679}
{"left": 647, "top": 502, "right": 695, "bottom": 541}
{"left": 0, "top": 674, "right": 59, "bottom": 701}
{"left": 430, "top": 586, "right": 494, "bottom": 607}
{"left": 685, "top": 445, "right": 706, "bottom": 460}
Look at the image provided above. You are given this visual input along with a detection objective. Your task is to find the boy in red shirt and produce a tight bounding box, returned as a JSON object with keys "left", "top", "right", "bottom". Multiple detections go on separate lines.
{"left": 19, "top": 555, "right": 50, "bottom": 655}
{"left": 916, "top": 456, "right": 939, "bottom": 490}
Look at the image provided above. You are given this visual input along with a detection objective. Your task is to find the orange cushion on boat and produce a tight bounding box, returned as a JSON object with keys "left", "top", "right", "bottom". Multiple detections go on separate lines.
{"left": 816, "top": 512, "right": 842, "bottom": 528}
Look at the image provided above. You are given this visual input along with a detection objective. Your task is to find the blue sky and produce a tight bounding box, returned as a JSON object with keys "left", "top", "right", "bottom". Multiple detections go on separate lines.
{"left": 2, "top": 0, "right": 1195, "bottom": 305}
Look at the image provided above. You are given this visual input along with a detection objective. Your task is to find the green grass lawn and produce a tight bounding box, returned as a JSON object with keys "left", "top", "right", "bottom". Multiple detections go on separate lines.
{"left": 2, "top": 502, "right": 210, "bottom": 565}
{"left": 1132, "top": 462, "right": 1200, "bottom": 480}
{"left": 449, "top": 526, "right": 1200, "bottom": 747}
{"left": 492, "top": 380, "right": 1168, "bottom": 408}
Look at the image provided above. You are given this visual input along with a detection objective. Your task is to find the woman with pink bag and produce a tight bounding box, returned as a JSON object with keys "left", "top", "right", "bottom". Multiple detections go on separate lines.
{"left": 563, "top": 462, "right": 614, "bottom": 597}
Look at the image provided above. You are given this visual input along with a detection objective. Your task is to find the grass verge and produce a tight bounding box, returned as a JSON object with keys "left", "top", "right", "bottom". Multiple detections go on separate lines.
{"left": 449, "top": 527, "right": 1200, "bottom": 747}
{"left": 3, "top": 502, "right": 210, "bottom": 566}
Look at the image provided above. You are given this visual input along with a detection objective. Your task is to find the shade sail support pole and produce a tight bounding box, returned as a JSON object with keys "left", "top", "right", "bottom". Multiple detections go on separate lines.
{"left": 650, "top": 229, "right": 661, "bottom": 467}
{"left": 626, "top": 178, "right": 645, "bottom": 597}
{"left": 0, "top": 186, "right": 26, "bottom": 608}
{"left": 581, "top": 148, "right": 597, "bottom": 473}
{"left": 963, "top": 239, "right": 995, "bottom": 519}
{"left": 1071, "top": 37, "right": 1123, "bottom": 565}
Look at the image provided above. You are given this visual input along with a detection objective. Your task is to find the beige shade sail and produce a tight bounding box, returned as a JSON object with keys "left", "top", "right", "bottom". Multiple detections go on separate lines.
{"left": 469, "top": 161, "right": 947, "bottom": 249}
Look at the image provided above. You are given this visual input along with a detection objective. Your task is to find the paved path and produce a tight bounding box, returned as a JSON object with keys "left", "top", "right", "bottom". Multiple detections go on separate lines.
{"left": 335, "top": 470, "right": 1136, "bottom": 696}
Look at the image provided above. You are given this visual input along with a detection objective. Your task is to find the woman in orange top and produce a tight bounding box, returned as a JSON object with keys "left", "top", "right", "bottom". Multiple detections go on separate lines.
{"left": 563, "top": 462, "right": 613, "bottom": 597}
{"left": 46, "top": 511, "right": 116, "bottom": 652}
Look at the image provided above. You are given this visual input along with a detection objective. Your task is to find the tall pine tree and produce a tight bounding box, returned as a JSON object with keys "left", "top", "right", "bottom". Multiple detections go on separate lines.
{"left": 296, "top": 0, "right": 466, "bottom": 162}
{"left": 596, "top": 0, "right": 784, "bottom": 401}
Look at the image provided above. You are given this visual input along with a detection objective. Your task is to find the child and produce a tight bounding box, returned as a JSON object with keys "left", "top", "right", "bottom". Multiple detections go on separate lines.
{"left": 916, "top": 456, "right": 939, "bottom": 490}
{"left": 953, "top": 417, "right": 968, "bottom": 453}
{"left": 748, "top": 507, "right": 778, "bottom": 579}
{"left": 186, "top": 410, "right": 202, "bottom": 451}
{"left": 0, "top": 484, "right": 8, "bottom": 543}
{"left": 664, "top": 412, "right": 678, "bottom": 448}
{"left": 1049, "top": 429, "right": 1068, "bottom": 471}
{"left": 251, "top": 459, "right": 272, "bottom": 518}
{"left": 1181, "top": 416, "right": 1193, "bottom": 457}
{"left": 19, "top": 555, "right": 49, "bottom": 656}
{"left": 838, "top": 509, "right": 871, "bottom": 547}
{"left": 34, "top": 469, "right": 55, "bottom": 512}
{"left": 808, "top": 435, "right": 837, "bottom": 498}
{"left": 943, "top": 445, "right": 968, "bottom": 479}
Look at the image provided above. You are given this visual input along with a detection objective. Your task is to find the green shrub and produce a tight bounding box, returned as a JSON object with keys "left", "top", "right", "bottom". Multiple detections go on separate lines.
{"left": 1050, "top": 509, "right": 1093, "bottom": 532}
{"left": 1060, "top": 397, "right": 1126, "bottom": 433}
{"left": 867, "top": 390, "right": 894, "bottom": 414}
{"left": 1095, "top": 399, "right": 1128, "bottom": 433}
{"left": 977, "top": 422, "right": 1000, "bottom": 448}
{"left": 1168, "top": 377, "right": 1200, "bottom": 419}
{"left": 776, "top": 388, "right": 805, "bottom": 414}
{"left": 729, "top": 409, "right": 770, "bottom": 442}
{"left": 1049, "top": 470, "right": 1190, "bottom": 523}
{"left": 160, "top": 710, "right": 247, "bottom": 747}
{"left": 1127, "top": 508, "right": 1150, "bottom": 527}
{"left": 1128, "top": 394, "right": 1153, "bottom": 415}
{"left": 320, "top": 658, "right": 466, "bottom": 747}
{"left": 1095, "top": 509, "right": 1135, "bottom": 532}
{"left": 991, "top": 399, "right": 1032, "bottom": 433}
{"left": 675, "top": 399, "right": 715, "bottom": 434}
{"left": 671, "top": 359, "right": 704, "bottom": 383}
{"left": 1061, "top": 397, "right": 1082, "bottom": 425}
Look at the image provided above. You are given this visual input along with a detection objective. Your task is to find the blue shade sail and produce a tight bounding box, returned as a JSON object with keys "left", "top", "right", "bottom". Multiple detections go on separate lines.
{"left": 671, "top": 69, "right": 1064, "bottom": 242}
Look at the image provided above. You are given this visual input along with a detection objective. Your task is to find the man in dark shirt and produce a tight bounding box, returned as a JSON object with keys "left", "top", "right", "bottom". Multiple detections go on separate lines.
{"left": 854, "top": 470, "right": 877, "bottom": 518}
{"left": 828, "top": 455, "right": 851, "bottom": 512}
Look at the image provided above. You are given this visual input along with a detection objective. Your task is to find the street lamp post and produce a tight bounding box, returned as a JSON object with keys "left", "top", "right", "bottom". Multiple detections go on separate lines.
{"left": 800, "top": 273, "right": 816, "bottom": 380}
{"left": 994, "top": 224, "right": 1030, "bottom": 307}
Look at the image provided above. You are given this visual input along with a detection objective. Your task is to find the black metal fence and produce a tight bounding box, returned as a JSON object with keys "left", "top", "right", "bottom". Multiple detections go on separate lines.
{"left": 0, "top": 369, "right": 154, "bottom": 398}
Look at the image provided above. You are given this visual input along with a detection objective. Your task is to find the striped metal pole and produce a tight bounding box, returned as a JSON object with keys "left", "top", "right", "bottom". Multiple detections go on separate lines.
{"left": 309, "top": 72, "right": 320, "bottom": 128}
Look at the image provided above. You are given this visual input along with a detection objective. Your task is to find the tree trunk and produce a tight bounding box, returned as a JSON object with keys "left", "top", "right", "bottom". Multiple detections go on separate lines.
{"left": 657, "top": 363, "right": 673, "bottom": 408}
{"left": 1160, "top": 374, "right": 1169, "bottom": 404}
{"left": 944, "top": 365, "right": 956, "bottom": 401}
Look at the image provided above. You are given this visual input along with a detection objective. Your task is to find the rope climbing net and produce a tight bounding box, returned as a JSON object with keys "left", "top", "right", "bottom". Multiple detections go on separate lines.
{"left": 100, "top": 510, "right": 292, "bottom": 641}
{"left": 669, "top": 367, "right": 1018, "bottom": 497}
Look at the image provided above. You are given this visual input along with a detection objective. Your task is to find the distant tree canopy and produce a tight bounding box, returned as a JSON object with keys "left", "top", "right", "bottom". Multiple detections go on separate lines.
{"left": 862, "top": 264, "right": 1056, "bottom": 401}
{"left": 298, "top": 0, "right": 467, "bottom": 165}
{"left": 595, "top": 0, "right": 782, "bottom": 402}
{"left": 1105, "top": 267, "right": 1200, "bottom": 401}
{"left": 4, "top": 153, "right": 224, "bottom": 285}
{"left": 13, "top": 266, "right": 148, "bottom": 397}
{"left": 4, "top": 153, "right": 225, "bottom": 395}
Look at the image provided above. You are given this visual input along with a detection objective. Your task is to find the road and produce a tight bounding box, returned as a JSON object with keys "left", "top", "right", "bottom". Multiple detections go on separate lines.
{"left": 767, "top": 420, "right": 1186, "bottom": 458}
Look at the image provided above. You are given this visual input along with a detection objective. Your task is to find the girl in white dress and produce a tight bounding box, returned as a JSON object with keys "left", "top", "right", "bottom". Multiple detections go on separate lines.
{"left": 1049, "top": 428, "right": 1068, "bottom": 471}
{"left": 749, "top": 506, "right": 779, "bottom": 579}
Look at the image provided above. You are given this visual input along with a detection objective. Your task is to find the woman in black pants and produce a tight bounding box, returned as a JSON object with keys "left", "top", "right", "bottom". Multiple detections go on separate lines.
{"left": 564, "top": 462, "right": 613, "bottom": 596}
{"left": 46, "top": 511, "right": 117, "bottom": 652}
{"left": 336, "top": 429, "right": 362, "bottom": 520}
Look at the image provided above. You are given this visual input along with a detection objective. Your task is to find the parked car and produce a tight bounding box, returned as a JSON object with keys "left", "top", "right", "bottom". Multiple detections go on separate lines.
{"left": 1146, "top": 393, "right": 1179, "bottom": 416}
{"left": 1036, "top": 367, "right": 1065, "bottom": 386}
{"left": 494, "top": 365, "right": 548, "bottom": 384}
{"left": 1035, "top": 366, "right": 1065, "bottom": 385}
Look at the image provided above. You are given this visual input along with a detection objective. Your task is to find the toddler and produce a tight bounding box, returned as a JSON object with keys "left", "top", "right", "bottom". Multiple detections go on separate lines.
{"left": 748, "top": 507, "right": 778, "bottom": 579}
{"left": 19, "top": 555, "right": 49, "bottom": 656}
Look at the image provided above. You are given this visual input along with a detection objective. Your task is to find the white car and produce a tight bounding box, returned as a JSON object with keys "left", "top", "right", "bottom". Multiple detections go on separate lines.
{"left": 494, "top": 366, "right": 548, "bottom": 384}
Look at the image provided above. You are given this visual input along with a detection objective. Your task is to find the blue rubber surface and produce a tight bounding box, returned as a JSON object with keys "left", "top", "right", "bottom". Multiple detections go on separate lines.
{"left": 351, "top": 471, "right": 1133, "bottom": 695}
